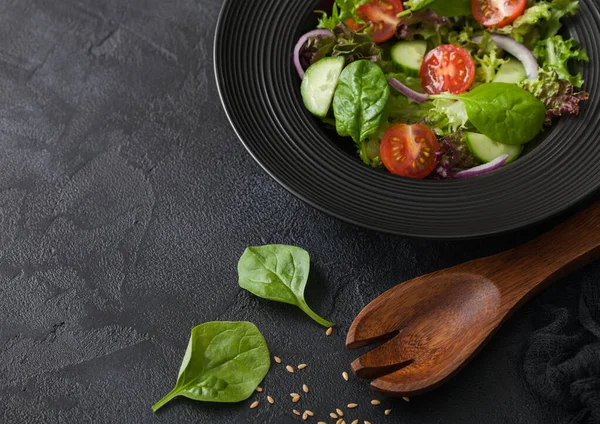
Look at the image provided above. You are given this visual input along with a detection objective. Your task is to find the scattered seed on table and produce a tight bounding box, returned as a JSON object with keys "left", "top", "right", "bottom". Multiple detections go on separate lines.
{"left": 302, "top": 411, "right": 308, "bottom": 421}
{"left": 326, "top": 327, "right": 333, "bottom": 336}
{"left": 286, "top": 365, "right": 295, "bottom": 373}
{"left": 318, "top": 422, "right": 326, "bottom": 424}
{"left": 250, "top": 401, "right": 259, "bottom": 409}
{"left": 364, "top": 421, "right": 372, "bottom": 424}
{"left": 293, "top": 409, "right": 301, "bottom": 416}
{"left": 305, "top": 410, "right": 314, "bottom": 417}
{"left": 274, "top": 356, "right": 282, "bottom": 364}
{"left": 348, "top": 403, "right": 358, "bottom": 409}
{"left": 342, "top": 372, "right": 349, "bottom": 381}
{"left": 402, "top": 396, "right": 410, "bottom": 402}
{"left": 330, "top": 413, "right": 339, "bottom": 419}
{"left": 297, "top": 364, "right": 307, "bottom": 370}
{"left": 336, "top": 408, "right": 344, "bottom": 416}
{"left": 385, "top": 408, "right": 392, "bottom": 415}
{"left": 255, "top": 386, "right": 263, "bottom": 393}
{"left": 292, "top": 395, "right": 301, "bottom": 403}
{"left": 371, "top": 399, "right": 381, "bottom": 405}
{"left": 351, "top": 420, "right": 359, "bottom": 424}
{"left": 336, "top": 420, "right": 344, "bottom": 424}
{"left": 267, "top": 395, "right": 274, "bottom": 404}
{"left": 302, "top": 384, "right": 309, "bottom": 393}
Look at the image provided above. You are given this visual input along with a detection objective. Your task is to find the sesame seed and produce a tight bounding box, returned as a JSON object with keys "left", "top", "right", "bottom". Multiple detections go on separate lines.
{"left": 336, "top": 408, "right": 344, "bottom": 416}
{"left": 255, "top": 386, "right": 263, "bottom": 392}
{"left": 292, "top": 395, "right": 301, "bottom": 403}
{"left": 330, "top": 413, "right": 339, "bottom": 419}
{"left": 347, "top": 403, "right": 358, "bottom": 409}
{"left": 286, "top": 365, "right": 295, "bottom": 373}
{"left": 385, "top": 409, "right": 392, "bottom": 415}
{"left": 293, "top": 409, "right": 301, "bottom": 416}
{"left": 274, "top": 356, "right": 282, "bottom": 364}
{"left": 326, "top": 327, "right": 333, "bottom": 336}
{"left": 371, "top": 399, "right": 381, "bottom": 405}
{"left": 302, "top": 411, "right": 308, "bottom": 421}
{"left": 318, "top": 422, "right": 327, "bottom": 424}
{"left": 364, "top": 421, "right": 372, "bottom": 424}
{"left": 250, "top": 401, "right": 259, "bottom": 409}
{"left": 402, "top": 396, "right": 410, "bottom": 402}
{"left": 302, "top": 384, "right": 309, "bottom": 393}
{"left": 267, "top": 395, "right": 274, "bottom": 404}
{"left": 352, "top": 420, "right": 359, "bottom": 424}
{"left": 297, "top": 364, "right": 307, "bottom": 370}
{"left": 306, "top": 410, "right": 314, "bottom": 417}
{"left": 336, "top": 420, "right": 344, "bottom": 424}
{"left": 342, "top": 372, "right": 349, "bottom": 381}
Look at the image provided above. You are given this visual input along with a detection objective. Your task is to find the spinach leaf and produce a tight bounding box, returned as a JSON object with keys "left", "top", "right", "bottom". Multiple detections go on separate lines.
{"left": 152, "top": 321, "right": 270, "bottom": 412}
{"left": 405, "top": 0, "right": 471, "bottom": 17}
{"left": 432, "top": 83, "right": 546, "bottom": 145}
{"left": 332, "top": 60, "right": 389, "bottom": 145}
{"left": 238, "top": 245, "right": 334, "bottom": 328}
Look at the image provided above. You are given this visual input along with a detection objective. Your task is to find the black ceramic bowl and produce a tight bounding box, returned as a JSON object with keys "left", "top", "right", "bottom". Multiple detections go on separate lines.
{"left": 214, "top": 0, "right": 600, "bottom": 239}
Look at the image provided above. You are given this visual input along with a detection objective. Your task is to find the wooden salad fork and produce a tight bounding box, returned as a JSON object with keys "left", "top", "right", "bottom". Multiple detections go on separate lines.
{"left": 346, "top": 201, "right": 600, "bottom": 396}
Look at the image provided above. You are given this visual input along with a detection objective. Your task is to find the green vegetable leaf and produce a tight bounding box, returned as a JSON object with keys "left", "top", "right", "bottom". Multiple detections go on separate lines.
{"left": 405, "top": 0, "right": 471, "bottom": 17}
{"left": 492, "top": 0, "right": 580, "bottom": 48}
{"left": 424, "top": 99, "right": 470, "bottom": 136}
{"left": 432, "top": 83, "right": 546, "bottom": 144}
{"left": 521, "top": 69, "right": 589, "bottom": 125}
{"left": 534, "top": 35, "right": 588, "bottom": 88}
{"left": 317, "top": 0, "right": 370, "bottom": 30}
{"left": 333, "top": 60, "right": 390, "bottom": 146}
{"left": 238, "top": 245, "right": 334, "bottom": 327}
{"left": 544, "top": 0, "right": 580, "bottom": 38}
{"left": 152, "top": 322, "right": 270, "bottom": 412}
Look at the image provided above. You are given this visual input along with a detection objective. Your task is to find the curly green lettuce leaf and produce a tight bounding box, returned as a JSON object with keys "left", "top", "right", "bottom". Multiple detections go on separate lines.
{"left": 492, "top": 0, "right": 580, "bottom": 48}
{"left": 424, "top": 99, "right": 470, "bottom": 137}
{"left": 533, "top": 35, "right": 588, "bottom": 87}
{"left": 316, "top": 0, "right": 369, "bottom": 30}
{"left": 300, "top": 23, "right": 383, "bottom": 70}
{"left": 521, "top": 69, "right": 589, "bottom": 125}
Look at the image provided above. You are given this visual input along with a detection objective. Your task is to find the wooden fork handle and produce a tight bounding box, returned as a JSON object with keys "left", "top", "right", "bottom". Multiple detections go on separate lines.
{"left": 476, "top": 200, "right": 600, "bottom": 301}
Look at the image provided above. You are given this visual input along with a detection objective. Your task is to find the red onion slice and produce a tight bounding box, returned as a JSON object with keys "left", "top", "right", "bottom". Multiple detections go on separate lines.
{"left": 455, "top": 154, "right": 509, "bottom": 178}
{"left": 389, "top": 77, "right": 430, "bottom": 103}
{"left": 472, "top": 34, "right": 539, "bottom": 80}
{"left": 293, "top": 29, "right": 333, "bottom": 79}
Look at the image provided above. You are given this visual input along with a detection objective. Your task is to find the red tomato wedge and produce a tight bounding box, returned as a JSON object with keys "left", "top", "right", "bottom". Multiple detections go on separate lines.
{"left": 356, "top": 0, "right": 404, "bottom": 43}
{"left": 471, "top": 0, "right": 526, "bottom": 28}
{"left": 419, "top": 45, "right": 476, "bottom": 95}
{"left": 380, "top": 124, "right": 440, "bottom": 179}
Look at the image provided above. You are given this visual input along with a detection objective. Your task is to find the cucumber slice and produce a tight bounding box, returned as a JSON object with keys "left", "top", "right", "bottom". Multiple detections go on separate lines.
{"left": 493, "top": 58, "right": 527, "bottom": 84}
{"left": 301, "top": 57, "right": 345, "bottom": 117}
{"left": 466, "top": 132, "right": 523, "bottom": 164}
{"left": 391, "top": 40, "right": 428, "bottom": 77}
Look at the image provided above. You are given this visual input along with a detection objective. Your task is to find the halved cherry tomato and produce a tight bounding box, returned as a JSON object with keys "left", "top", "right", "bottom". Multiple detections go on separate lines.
{"left": 471, "top": 0, "right": 526, "bottom": 28}
{"left": 356, "top": 0, "right": 404, "bottom": 43}
{"left": 380, "top": 124, "right": 439, "bottom": 179}
{"left": 419, "top": 45, "right": 476, "bottom": 95}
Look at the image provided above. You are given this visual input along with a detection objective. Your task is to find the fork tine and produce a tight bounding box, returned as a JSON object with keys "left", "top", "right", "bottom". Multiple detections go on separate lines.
{"left": 350, "top": 332, "right": 414, "bottom": 379}
{"left": 347, "top": 277, "right": 425, "bottom": 349}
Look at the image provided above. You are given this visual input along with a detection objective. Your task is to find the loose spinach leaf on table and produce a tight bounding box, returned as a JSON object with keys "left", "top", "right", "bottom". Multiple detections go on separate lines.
{"left": 238, "top": 245, "right": 334, "bottom": 328}
{"left": 432, "top": 83, "right": 546, "bottom": 145}
{"left": 152, "top": 321, "right": 270, "bottom": 412}
{"left": 333, "top": 60, "right": 389, "bottom": 145}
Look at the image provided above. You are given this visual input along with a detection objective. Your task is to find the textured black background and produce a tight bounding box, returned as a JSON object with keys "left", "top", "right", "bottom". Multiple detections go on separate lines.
{"left": 0, "top": 0, "right": 596, "bottom": 423}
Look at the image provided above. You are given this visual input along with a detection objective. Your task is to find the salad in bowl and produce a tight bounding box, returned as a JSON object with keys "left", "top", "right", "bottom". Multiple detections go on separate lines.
{"left": 294, "top": 0, "right": 589, "bottom": 179}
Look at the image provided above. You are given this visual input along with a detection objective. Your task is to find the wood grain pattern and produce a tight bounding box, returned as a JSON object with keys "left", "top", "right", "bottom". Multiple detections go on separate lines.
{"left": 346, "top": 201, "right": 600, "bottom": 396}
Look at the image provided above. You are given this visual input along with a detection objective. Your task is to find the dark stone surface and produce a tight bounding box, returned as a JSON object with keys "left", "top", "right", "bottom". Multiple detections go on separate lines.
{"left": 0, "top": 1, "right": 595, "bottom": 423}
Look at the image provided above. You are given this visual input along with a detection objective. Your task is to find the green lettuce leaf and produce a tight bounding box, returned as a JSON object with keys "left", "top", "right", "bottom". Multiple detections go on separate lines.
{"left": 533, "top": 35, "right": 588, "bottom": 87}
